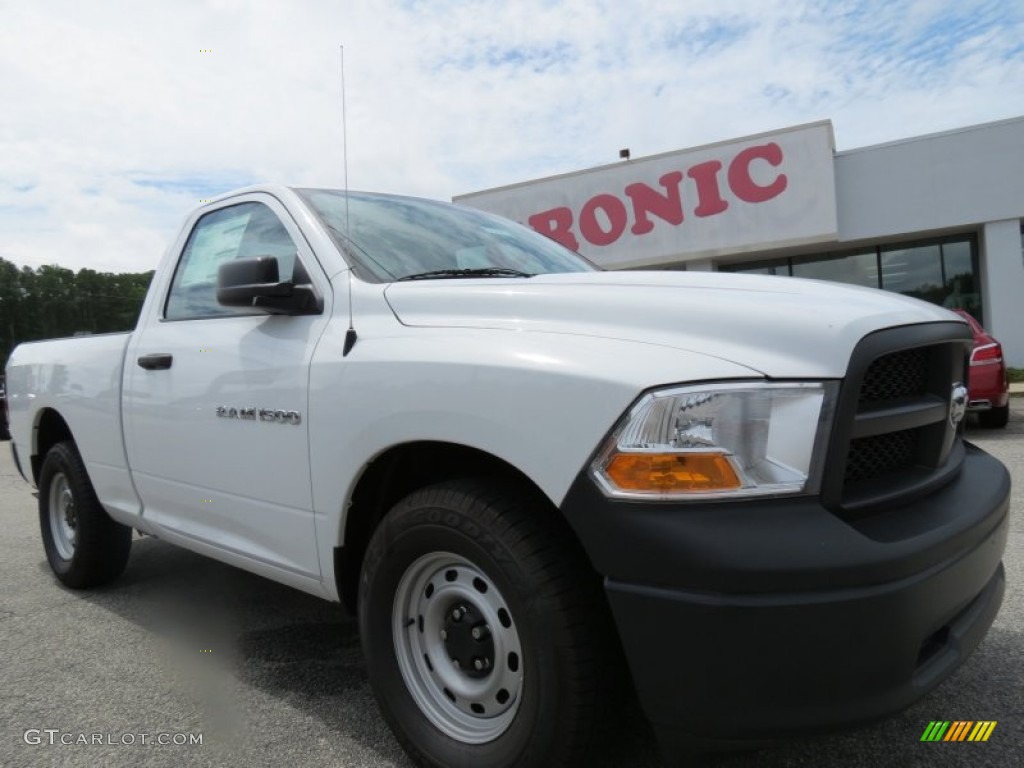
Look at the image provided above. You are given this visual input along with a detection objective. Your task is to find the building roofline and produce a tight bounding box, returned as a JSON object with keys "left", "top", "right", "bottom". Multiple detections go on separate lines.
{"left": 835, "top": 114, "right": 1024, "bottom": 157}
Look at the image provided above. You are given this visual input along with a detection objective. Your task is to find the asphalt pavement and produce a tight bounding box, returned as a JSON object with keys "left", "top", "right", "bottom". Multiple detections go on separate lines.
{"left": 1, "top": 403, "right": 1022, "bottom": 768}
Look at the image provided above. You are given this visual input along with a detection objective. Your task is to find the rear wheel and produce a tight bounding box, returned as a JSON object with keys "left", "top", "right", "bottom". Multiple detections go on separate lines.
{"left": 38, "top": 441, "right": 132, "bottom": 588}
{"left": 978, "top": 404, "right": 1009, "bottom": 429}
{"left": 359, "top": 479, "right": 621, "bottom": 768}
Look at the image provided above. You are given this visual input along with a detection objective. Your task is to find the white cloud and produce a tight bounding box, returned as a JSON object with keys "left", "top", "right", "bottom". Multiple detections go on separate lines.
{"left": 1, "top": 0, "right": 1022, "bottom": 272}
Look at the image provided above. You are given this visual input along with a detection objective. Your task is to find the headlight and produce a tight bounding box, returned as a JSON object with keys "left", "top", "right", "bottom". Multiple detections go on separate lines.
{"left": 592, "top": 382, "right": 837, "bottom": 500}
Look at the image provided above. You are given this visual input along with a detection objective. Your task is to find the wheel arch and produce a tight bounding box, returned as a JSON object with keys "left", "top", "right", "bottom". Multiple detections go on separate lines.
{"left": 335, "top": 440, "right": 576, "bottom": 614}
{"left": 30, "top": 408, "right": 74, "bottom": 485}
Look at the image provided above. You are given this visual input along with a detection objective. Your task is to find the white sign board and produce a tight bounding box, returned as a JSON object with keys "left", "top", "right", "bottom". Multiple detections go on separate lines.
{"left": 455, "top": 121, "right": 838, "bottom": 268}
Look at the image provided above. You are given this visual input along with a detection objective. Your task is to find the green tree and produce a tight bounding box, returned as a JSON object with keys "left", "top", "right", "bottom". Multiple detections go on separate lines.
{"left": 0, "top": 257, "right": 154, "bottom": 368}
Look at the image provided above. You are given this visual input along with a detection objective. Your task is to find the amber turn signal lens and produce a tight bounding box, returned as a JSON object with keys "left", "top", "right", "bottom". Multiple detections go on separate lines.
{"left": 603, "top": 452, "right": 741, "bottom": 492}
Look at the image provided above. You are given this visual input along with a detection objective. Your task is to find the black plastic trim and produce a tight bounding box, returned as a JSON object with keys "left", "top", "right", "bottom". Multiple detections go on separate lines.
{"left": 627, "top": 559, "right": 1005, "bottom": 754}
{"left": 559, "top": 442, "right": 1010, "bottom": 755}
{"left": 137, "top": 353, "right": 173, "bottom": 371}
{"left": 850, "top": 396, "right": 946, "bottom": 438}
{"left": 11, "top": 442, "right": 27, "bottom": 483}
{"left": 343, "top": 328, "right": 358, "bottom": 356}
{"left": 842, "top": 441, "right": 965, "bottom": 514}
{"left": 821, "top": 322, "right": 971, "bottom": 512}
{"left": 560, "top": 443, "right": 1008, "bottom": 594}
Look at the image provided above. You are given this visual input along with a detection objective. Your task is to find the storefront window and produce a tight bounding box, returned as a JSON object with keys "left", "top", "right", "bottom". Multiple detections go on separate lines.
{"left": 879, "top": 243, "right": 942, "bottom": 302}
{"left": 718, "top": 235, "right": 981, "bottom": 320}
{"left": 940, "top": 240, "right": 981, "bottom": 320}
{"left": 737, "top": 262, "right": 789, "bottom": 276}
{"left": 720, "top": 259, "right": 789, "bottom": 276}
{"left": 792, "top": 250, "right": 878, "bottom": 288}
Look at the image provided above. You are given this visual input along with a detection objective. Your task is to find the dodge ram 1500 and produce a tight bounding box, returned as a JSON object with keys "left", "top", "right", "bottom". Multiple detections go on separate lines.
{"left": 5, "top": 185, "right": 1010, "bottom": 767}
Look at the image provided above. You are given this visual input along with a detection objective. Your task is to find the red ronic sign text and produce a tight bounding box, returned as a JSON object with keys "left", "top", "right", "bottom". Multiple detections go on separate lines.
{"left": 527, "top": 142, "right": 789, "bottom": 250}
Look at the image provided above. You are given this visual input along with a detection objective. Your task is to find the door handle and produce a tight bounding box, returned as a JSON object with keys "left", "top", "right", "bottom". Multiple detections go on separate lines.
{"left": 137, "top": 353, "right": 173, "bottom": 370}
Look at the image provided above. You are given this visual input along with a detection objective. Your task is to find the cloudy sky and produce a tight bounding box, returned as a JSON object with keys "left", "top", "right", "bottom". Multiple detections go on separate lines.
{"left": 2, "top": 0, "right": 1022, "bottom": 273}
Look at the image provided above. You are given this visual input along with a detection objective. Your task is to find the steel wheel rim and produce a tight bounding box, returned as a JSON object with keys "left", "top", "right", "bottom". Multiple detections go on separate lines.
{"left": 392, "top": 551, "right": 524, "bottom": 744}
{"left": 49, "top": 472, "right": 77, "bottom": 560}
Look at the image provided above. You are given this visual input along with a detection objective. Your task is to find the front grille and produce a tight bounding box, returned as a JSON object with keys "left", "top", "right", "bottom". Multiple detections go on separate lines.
{"left": 859, "top": 348, "right": 927, "bottom": 405}
{"left": 824, "top": 325, "right": 971, "bottom": 513}
{"left": 845, "top": 429, "right": 917, "bottom": 485}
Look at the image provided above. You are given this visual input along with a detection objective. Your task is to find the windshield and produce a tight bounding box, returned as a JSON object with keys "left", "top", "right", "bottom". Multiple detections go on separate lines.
{"left": 295, "top": 188, "right": 597, "bottom": 282}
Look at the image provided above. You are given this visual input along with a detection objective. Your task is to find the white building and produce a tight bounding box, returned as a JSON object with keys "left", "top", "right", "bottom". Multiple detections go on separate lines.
{"left": 455, "top": 117, "right": 1024, "bottom": 366}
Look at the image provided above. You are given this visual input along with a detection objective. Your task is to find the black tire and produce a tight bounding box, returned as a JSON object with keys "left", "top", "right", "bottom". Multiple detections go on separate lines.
{"left": 978, "top": 405, "right": 1009, "bottom": 429}
{"left": 359, "top": 479, "right": 622, "bottom": 768}
{"left": 38, "top": 440, "right": 132, "bottom": 589}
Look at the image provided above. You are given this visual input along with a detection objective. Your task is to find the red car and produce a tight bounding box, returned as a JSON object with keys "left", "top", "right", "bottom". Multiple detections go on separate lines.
{"left": 953, "top": 310, "right": 1010, "bottom": 428}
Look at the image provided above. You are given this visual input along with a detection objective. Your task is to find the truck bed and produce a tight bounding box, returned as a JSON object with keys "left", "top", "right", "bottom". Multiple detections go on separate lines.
{"left": 6, "top": 333, "right": 141, "bottom": 519}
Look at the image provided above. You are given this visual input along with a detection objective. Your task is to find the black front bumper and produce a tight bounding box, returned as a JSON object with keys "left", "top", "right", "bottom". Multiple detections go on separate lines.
{"left": 559, "top": 443, "right": 1009, "bottom": 754}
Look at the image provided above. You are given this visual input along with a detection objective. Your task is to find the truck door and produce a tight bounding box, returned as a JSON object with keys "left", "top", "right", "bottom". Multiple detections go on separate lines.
{"left": 123, "top": 194, "right": 331, "bottom": 580}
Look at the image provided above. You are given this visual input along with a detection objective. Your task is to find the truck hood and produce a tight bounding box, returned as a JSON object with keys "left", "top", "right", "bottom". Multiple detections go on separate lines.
{"left": 383, "top": 271, "right": 962, "bottom": 378}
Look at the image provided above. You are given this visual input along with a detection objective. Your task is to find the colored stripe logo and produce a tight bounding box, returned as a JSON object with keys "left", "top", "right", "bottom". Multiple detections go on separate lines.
{"left": 920, "top": 721, "right": 997, "bottom": 742}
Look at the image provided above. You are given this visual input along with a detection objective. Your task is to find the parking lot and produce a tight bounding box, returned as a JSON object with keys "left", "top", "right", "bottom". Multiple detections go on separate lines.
{"left": 1, "top": 403, "right": 1021, "bottom": 768}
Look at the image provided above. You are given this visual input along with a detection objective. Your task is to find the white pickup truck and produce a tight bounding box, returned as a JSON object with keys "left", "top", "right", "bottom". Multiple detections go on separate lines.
{"left": 5, "top": 185, "right": 1010, "bottom": 767}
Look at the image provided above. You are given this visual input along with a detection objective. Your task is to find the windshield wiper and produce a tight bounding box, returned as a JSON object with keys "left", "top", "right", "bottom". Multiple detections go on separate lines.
{"left": 397, "top": 268, "right": 535, "bottom": 281}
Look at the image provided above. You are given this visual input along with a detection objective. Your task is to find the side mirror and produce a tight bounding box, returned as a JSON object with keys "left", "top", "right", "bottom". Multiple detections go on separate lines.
{"left": 217, "top": 256, "right": 321, "bottom": 315}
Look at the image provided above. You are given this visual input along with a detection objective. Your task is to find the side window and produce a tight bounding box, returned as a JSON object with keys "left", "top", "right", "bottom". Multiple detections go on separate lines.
{"left": 165, "top": 202, "right": 302, "bottom": 320}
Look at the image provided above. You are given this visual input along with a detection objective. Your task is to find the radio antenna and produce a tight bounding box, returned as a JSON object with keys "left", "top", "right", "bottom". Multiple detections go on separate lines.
{"left": 340, "top": 44, "right": 357, "bottom": 357}
{"left": 340, "top": 44, "right": 351, "bottom": 233}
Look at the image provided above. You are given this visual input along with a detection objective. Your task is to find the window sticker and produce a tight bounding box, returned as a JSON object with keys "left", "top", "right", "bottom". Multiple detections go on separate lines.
{"left": 178, "top": 211, "right": 253, "bottom": 287}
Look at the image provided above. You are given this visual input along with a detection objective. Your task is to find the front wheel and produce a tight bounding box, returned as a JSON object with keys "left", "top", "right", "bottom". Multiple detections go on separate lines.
{"left": 38, "top": 441, "right": 132, "bottom": 588}
{"left": 359, "top": 479, "right": 621, "bottom": 768}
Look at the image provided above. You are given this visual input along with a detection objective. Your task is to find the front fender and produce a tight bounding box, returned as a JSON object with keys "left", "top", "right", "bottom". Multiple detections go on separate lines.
{"left": 307, "top": 326, "right": 763, "bottom": 565}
